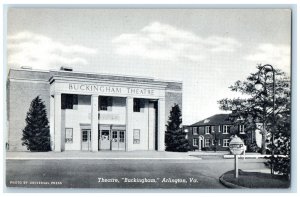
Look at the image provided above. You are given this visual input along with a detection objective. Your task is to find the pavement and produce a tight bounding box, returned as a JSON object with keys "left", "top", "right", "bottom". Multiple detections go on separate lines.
{"left": 5, "top": 157, "right": 267, "bottom": 189}
{"left": 5, "top": 151, "right": 269, "bottom": 189}
{"left": 6, "top": 150, "right": 200, "bottom": 160}
{"left": 6, "top": 150, "right": 264, "bottom": 160}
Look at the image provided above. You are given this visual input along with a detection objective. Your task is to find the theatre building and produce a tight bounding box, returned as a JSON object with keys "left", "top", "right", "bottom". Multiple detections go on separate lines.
{"left": 7, "top": 67, "right": 182, "bottom": 152}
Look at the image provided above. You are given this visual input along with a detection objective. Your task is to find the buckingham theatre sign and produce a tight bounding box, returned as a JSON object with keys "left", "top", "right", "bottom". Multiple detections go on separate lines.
{"left": 69, "top": 83, "right": 155, "bottom": 96}
{"left": 52, "top": 82, "right": 165, "bottom": 98}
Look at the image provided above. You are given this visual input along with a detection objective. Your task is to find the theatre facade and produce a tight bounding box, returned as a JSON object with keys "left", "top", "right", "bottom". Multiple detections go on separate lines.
{"left": 7, "top": 68, "right": 182, "bottom": 152}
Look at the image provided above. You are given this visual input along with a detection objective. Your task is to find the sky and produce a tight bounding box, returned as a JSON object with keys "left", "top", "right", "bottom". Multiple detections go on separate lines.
{"left": 6, "top": 8, "right": 291, "bottom": 125}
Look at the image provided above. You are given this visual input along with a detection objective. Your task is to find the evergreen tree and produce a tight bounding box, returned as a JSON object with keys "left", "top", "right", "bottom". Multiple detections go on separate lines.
{"left": 21, "top": 96, "right": 51, "bottom": 152}
{"left": 165, "top": 104, "right": 190, "bottom": 152}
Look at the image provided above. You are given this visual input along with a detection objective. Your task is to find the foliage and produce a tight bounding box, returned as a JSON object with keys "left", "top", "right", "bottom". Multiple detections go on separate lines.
{"left": 265, "top": 117, "right": 291, "bottom": 177}
{"left": 218, "top": 64, "right": 290, "bottom": 175}
{"left": 247, "top": 142, "right": 260, "bottom": 153}
{"left": 21, "top": 96, "right": 51, "bottom": 152}
{"left": 218, "top": 65, "right": 290, "bottom": 154}
{"left": 165, "top": 104, "right": 190, "bottom": 152}
{"left": 202, "top": 146, "right": 215, "bottom": 151}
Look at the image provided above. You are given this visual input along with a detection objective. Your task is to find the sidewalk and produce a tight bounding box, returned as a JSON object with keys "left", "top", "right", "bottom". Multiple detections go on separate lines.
{"left": 6, "top": 150, "right": 200, "bottom": 160}
{"left": 188, "top": 151, "right": 229, "bottom": 156}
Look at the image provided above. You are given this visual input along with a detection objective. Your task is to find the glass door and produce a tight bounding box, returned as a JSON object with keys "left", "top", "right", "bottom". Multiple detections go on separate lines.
{"left": 118, "top": 131, "right": 125, "bottom": 150}
{"left": 111, "top": 130, "right": 119, "bottom": 150}
{"left": 99, "top": 130, "right": 110, "bottom": 150}
{"left": 81, "top": 129, "right": 91, "bottom": 151}
{"left": 111, "top": 130, "right": 126, "bottom": 151}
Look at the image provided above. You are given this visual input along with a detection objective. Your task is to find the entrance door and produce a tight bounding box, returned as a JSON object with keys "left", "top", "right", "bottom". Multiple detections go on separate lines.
{"left": 119, "top": 131, "right": 125, "bottom": 150}
{"left": 81, "top": 129, "right": 91, "bottom": 151}
{"left": 111, "top": 130, "right": 126, "bottom": 151}
{"left": 100, "top": 130, "right": 110, "bottom": 150}
{"left": 199, "top": 136, "right": 204, "bottom": 151}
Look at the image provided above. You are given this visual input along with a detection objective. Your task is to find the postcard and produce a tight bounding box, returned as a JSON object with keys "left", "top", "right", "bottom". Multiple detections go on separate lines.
{"left": 5, "top": 7, "right": 292, "bottom": 189}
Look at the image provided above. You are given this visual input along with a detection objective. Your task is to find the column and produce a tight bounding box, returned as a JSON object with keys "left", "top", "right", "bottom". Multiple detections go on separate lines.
{"left": 126, "top": 97, "right": 134, "bottom": 151}
{"left": 50, "top": 95, "right": 55, "bottom": 151}
{"left": 157, "top": 99, "right": 165, "bottom": 151}
{"left": 91, "top": 95, "right": 99, "bottom": 152}
{"left": 54, "top": 93, "right": 61, "bottom": 152}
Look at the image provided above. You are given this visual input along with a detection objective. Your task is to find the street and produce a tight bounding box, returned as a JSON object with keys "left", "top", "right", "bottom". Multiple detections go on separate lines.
{"left": 6, "top": 157, "right": 267, "bottom": 189}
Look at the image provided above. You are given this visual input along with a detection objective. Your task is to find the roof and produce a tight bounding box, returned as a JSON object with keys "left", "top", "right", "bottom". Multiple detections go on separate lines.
{"left": 190, "top": 114, "right": 232, "bottom": 126}
{"left": 8, "top": 68, "right": 182, "bottom": 91}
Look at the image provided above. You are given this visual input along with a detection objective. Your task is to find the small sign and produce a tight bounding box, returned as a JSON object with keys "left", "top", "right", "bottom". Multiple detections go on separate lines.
{"left": 229, "top": 135, "right": 245, "bottom": 155}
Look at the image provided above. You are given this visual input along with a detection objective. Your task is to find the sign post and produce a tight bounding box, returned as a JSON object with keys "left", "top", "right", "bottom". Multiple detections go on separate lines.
{"left": 229, "top": 135, "right": 245, "bottom": 179}
{"left": 235, "top": 155, "right": 238, "bottom": 178}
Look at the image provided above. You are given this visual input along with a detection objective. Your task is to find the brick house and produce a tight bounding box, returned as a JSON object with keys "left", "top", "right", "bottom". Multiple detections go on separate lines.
{"left": 186, "top": 114, "right": 255, "bottom": 151}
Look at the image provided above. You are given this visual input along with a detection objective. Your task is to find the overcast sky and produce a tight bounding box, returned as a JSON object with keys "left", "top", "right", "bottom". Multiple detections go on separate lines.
{"left": 7, "top": 8, "right": 291, "bottom": 124}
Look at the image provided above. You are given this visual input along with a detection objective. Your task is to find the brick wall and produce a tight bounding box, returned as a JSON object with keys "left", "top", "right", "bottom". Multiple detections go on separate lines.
{"left": 7, "top": 70, "right": 50, "bottom": 151}
{"left": 187, "top": 125, "right": 235, "bottom": 151}
{"left": 165, "top": 82, "right": 183, "bottom": 124}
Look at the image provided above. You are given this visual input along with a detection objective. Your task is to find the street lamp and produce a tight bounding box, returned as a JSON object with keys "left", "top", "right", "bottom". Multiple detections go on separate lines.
{"left": 255, "top": 64, "right": 276, "bottom": 175}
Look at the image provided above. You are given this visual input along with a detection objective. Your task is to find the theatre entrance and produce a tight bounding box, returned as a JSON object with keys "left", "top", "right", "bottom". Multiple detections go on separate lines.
{"left": 81, "top": 129, "right": 91, "bottom": 151}
{"left": 99, "top": 129, "right": 125, "bottom": 151}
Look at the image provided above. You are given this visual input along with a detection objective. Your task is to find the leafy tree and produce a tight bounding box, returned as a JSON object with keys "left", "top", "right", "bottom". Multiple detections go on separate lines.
{"left": 218, "top": 64, "right": 290, "bottom": 176}
{"left": 22, "top": 96, "right": 51, "bottom": 152}
{"left": 265, "top": 97, "right": 291, "bottom": 177}
{"left": 218, "top": 65, "right": 290, "bottom": 155}
{"left": 165, "top": 104, "right": 190, "bottom": 152}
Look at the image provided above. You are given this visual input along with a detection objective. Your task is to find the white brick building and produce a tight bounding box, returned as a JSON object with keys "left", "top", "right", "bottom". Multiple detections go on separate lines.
{"left": 7, "top": 68, "right": 182, "bottom": 152}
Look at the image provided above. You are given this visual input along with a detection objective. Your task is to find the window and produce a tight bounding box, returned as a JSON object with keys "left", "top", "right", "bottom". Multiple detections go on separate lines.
{"left": 101, "top": 130, "right": 110, "bottom": 140}
{"left": 112, "top": 131, "right": 118, "bottom": 139}
{"left": 61, "top": 94, "right": 78, "bottom": 109}
{"left": 205, "top": 126, "right": 211, "bottom": 134}
{"left": 239, "top": 125, "right": 245, "bottom": 134}
{"left": 133, "top": 129, "right": 140, "bottom": 144}
{"left": 223, "top": 125, "right": 231, "bottom": 134}
{"left": 133, "top": 98, "right": 143, "bottom": 112}
{"left": 193, "top": 138, "right": 199, "bottom": 146}
{"left": 65, "top": 128, "right": 73, "bottom": 143}
{"left": 218, "top": 125, "right": 221, "bottom": 132}
{"left": 223, "top": 139, "right": 230, "bottom": 147}
{"left": 205, "top": 139, "right": 210, "bottom": 147}
{"left": 193, "top": 127, "right": 198, "bottom": 135}
{"left": 99, "top": 96, "right": 112, "bottom": 111}
{"left": 82, "top": 130, "right": 90, "bottom": 142}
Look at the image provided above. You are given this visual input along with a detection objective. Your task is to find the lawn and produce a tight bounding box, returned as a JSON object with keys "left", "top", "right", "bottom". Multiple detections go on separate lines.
{"left": 221, "top": 170, "right": 290, "bottom": 188}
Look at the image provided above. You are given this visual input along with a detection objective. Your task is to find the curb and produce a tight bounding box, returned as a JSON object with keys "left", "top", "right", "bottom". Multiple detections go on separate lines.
{"left": 219, "top": 173, "right": 247, "bottom": 189}
{"left": 6, "top": 157, "right": 202, "bottom": 160}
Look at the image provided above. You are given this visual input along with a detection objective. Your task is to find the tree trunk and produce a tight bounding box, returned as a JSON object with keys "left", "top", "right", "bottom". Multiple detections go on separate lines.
{"left": 261, "top": 132, "right": 266, "bottom": 154}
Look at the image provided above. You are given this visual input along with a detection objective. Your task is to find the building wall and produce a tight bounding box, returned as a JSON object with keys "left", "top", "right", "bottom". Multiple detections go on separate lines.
{"left": 63, "top": 95, "right": 92, "bottom": 151}
{"left": 7, "top": 70, "right": 50, "bottom": 151}
{"left": 7, "top": 69, "right": 182, "bottom": 152}
{"left": 187, "top": 125, "right": 237, "bottom": 151}
{"left": 165, "top": 82, "right": 183, "bottom": 123}
{"left": 188, "top": 124, "right": 254, "bottom": 152}
{"left": 132, "top": 100, "right": 156, "bottom": 150}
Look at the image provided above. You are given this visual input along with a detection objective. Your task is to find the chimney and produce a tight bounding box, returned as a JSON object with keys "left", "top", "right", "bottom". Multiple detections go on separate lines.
{"left": 20, "top": 66, "right": 32, "bottom": 70}
{"left": 60, "top": 66, "right": 73, "bottom": 71}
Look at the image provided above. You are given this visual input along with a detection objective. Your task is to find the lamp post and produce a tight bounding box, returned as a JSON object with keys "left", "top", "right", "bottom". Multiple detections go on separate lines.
{"left": 255, "top": 64, "right": 276, "bottom": 175}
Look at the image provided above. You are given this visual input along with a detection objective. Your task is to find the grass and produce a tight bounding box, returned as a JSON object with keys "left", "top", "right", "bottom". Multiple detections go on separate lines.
{"left": 222, "top": 170, "right": 290, "bottom": 188}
